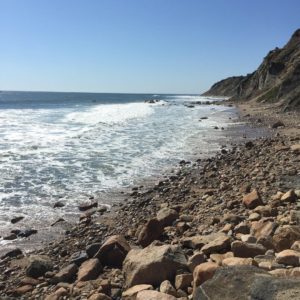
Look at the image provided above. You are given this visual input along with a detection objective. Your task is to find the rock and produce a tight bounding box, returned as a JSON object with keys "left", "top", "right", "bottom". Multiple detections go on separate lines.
{"left": 200, "top": 235, "right": 231, "bottom": 255}
{"left": 248, "top": 212, "right": 261, "bottom": 221}
{"left": 53, "top": 201, "right": 65, "bottom": 208}
{"left": 222, "top": 257, "right": 256, "bottom": 267}
{"left": 123, "top": 243, "right": 188, "bottom": 287}
{"left": 272, "top": 121, "right": 285, "bottom": 128}
{"left": 11, "top": 216, "right": 24, "bottom": 224}
{"left": 160, "top": 280, "right": 177, "bottom": 296}
{"left": 26, "top": 255, "right": 53, "bottom": 278}
{"left": 94, "top": 235, "right": 130, "bottom": 268}
{"left": 240, "top": 234, "right": 257, "bottom": 243}
{"left": 88, "top": 294, "right": 112, "bottom": 300}
{"left": 234, "top": 222, "right": 250, "bottom": 234}
{"left": 182, "top": 233, "right": 224, "bottom": 249}
{"left": 1, "top": 248, "right": 22, "bottom": 259}
{"left": 70, "top": 251, "right": 88, "bottom": 266}
{"left": 291, "top": 241, "right": 300, "bottom": 252}
{"left": 14, "top": 285, "right": 33, "bottom": 295}
{"left": 254, "top": 205, "right": 277, "bottom": 217}
{"left": 193, "top": 262, "right": 218, "bottom": 291}
{"left": 86, "top": 243, "right": 101, "bottom": 258}
{"left": 242, "top": 189, "right": 263, "bottom": 209}
{"left": 194, "top": 266, "right": 300, "bottom": 300}
{"left": 187, "top": 252, "right": 206, "bottom": 272}
{"left": 280, "top": 190, "right": 297, "bottom": 203}
{"left": 231, "top": 241, "right": 266, "bottom": 258}
{"left": 175, "top": 273, "right": 193, "bottom": 290}
{"left": 78, "top": 201, "right": 98, "bottom": 211}
{"left": 18, "top": 229, "right": 37, "bottom": 237}
{"left": 3, "top": 233, "right": 17, "bottom": 240}
{"left": 290, "top": 144, "right": 300, "bottom": 153}
{"left": 275, "top": 250, "right": 300, "bottom": 266}
{"left": 122, "top": 284, "right": 153, "bottom": 300}
{"left": 77, "top": 258, "right": 102, "bottom": 281}
{"left": 221, "top": 214, "right": 243, "bottom": 225}
{"left": 137, "top": 219, "right": 163, "bottom": 247}
{"left": 136, "top": 290, "right": 177, "bottom": 300}
{"left": 52, "top": 263, "right": 78, "bottom": 283}
{"left": 156, "top": 208, "right": 179, "bottom": 227}
{"left": 250, "top": 219, "right": 277, "bottom": 241}
{"left": 209, "top": 252, "right": 233, "bottom": 265}
{"left": 273, "top": 225, "right": 300, "bottom": 251}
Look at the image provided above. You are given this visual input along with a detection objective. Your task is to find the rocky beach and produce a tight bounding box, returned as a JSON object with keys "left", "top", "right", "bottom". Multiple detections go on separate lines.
{"left": 0, "top": 98, "right": 299, "bottom": 300}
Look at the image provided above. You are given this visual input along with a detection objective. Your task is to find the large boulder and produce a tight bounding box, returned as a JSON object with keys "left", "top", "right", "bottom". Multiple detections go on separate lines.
{"left": 194, "top": 266, "right": 300, "bottom": 300}
{"left": 94, "top": 235, "right": 130, "bottom": 268}
{"left": 123, "top": 243, "right": 188, "bottom": 287}
{"left": 137, "top": 219, "right": 164, "bottom": 247}
{"left": 273, "top": 225, "right": 300, "bottom": 252}
{"left": 26, "top": 255, "right": 53, "bottom": 278}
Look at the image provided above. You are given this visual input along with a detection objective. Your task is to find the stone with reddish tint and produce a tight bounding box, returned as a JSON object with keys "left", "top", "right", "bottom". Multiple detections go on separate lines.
{"left": 193, "top": 262, "right": 218, "bottom": 290}
{"left": 273, "top": 225, "right": 300, "bottom": 251}
{"left": 77, "top": 258, "right": 102, "bottom": 281}
{"left": 156, "top": 208, "right": 179, "bottom": 227}
{"left": 280, "top": 190, "right": 297, "bottom": 203}
{"left": 187, "top": 251, "right": 206, "bottom": 272}
{"left": 52, "top": 263, "right": 78, "bottom": 283}
{"left": 200, "top": 235, "right": 231, "bottom": 255}
{"left": 137, "top": 219, "right": 164, "bottom": 247}
{"left": 242, "top": 189, "right": 263, "bottom": 209}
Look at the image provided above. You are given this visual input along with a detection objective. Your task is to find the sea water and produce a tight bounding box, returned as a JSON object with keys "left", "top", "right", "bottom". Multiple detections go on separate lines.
{"left": 0, "top": 91, "right": 240, "bottom": 240}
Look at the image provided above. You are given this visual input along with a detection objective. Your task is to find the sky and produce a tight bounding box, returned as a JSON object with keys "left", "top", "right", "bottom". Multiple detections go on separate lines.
{"left": 0, "top": 0, "right": 299, "bottom": 94}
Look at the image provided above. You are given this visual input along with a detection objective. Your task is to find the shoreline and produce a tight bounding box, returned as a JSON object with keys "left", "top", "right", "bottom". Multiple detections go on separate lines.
{"left": 1, "top": 101, "right": 300, "bottom": 299}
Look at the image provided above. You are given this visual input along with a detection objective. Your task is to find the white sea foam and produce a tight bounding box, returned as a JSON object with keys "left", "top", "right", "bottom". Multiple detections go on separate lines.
{"left": 0, "top": 95, "right": 240, "bottom": 238}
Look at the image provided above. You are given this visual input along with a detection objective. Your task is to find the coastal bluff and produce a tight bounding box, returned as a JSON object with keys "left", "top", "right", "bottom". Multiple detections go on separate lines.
{"left": 203, "top": 29, "right": 300, "bottom": 111}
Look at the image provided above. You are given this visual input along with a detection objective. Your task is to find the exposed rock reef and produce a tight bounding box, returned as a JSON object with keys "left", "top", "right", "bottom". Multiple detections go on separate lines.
{"left": 0, "top": 106, "right": 299, "bottom": 299}
{"left": 203, "top": 29, "right": 300, "bottom": 111}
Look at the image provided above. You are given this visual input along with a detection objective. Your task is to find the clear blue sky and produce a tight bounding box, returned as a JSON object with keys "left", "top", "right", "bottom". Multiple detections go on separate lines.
{"left": 0, "top": 0, "right": 299, "bottom": 94}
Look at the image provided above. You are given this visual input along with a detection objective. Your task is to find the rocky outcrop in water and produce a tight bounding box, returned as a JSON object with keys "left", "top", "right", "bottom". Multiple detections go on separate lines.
{"left": 203, "top": 29, "right": 300, "bottom": 111}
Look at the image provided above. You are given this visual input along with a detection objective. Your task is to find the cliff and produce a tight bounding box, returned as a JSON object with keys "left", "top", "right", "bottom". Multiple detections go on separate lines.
{"left": 203, "top": 29, "right": 300, "bottom": 110}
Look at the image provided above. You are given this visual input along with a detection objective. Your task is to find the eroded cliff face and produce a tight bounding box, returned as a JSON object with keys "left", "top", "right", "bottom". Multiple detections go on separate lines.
{"left": 203, "top": 29, "right": 300, "bottom": 110}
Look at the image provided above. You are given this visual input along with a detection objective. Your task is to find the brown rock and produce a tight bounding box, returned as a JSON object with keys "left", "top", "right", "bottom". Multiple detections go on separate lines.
{"left": 273, "top": 225, "right": 300, "bottom": 251}
{"left": 123, "top": 243, "right": 187, "bottom": 288}
{"left": 77, "top": 258, "right": 102, "bottom": 281}
{"left": 187, "top": 252, "right": 206, "bottom": 272}
{"left": 52, "top": 263, "right": 78, "bottom": 283}
{"left": 242, "top": 189, "right": 263, "bottom": 209}
{"left": 14, "top": 285, "right": 33, "bottom": 295}
{"left": 136, "top": 290, "right": 177, "bottom": 300}
{"left": 88, "top": 294, "right": 112, "bottom": 300}
{"left": 250, "top": 219, "right": 277, "bottom": 241}
{"left": 280, "top": 190, "right": 297, "bottom": 203}
{"left": 156, "top": 208, "right": 179, "bottom": 227}
{"left": 209, "top": 252, "right": 234, "bottom": 265}
{"left": 122, "top": 284, "right": 153, "bottom": 300}
{"left": 200, "top": 235, "right": 231, "bottom": 255}
{"left": 234, "top": 222, "right": 250, "bottom": 234}
{"left": 222, "top": 257, "right": 256, "bottom": 267}
{"left": 94, "top": 235, "right": 130, "bottom": 268}
{"left": 175, "top": 273, "right": 193, "bottom": 290}
{"left": 137, "top": 218, "right": 163, "bottom": 247}
{"left": 291, "top": 241, "right": 300, "bottom": 252}
{"left": 275, "top": 250, "right": 300, "bottom": 266}
{"left": 193, "top": 262, "right": 218, "bottom": 290}
{"left": 231, "top": 241, "right": 266, "bottom": 258}
{"left": 291, "top": 144, "right": 300, "bottom": 153}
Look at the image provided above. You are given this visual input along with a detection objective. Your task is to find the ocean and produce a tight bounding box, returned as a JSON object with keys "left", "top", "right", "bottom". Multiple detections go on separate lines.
{"left": 0, "top": 91, "right": 242, "bottom": 245}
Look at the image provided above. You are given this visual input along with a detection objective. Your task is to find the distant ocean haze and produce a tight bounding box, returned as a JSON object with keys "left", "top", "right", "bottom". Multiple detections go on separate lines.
{"left": 0, "top": 91, "right": 237, "bottom": 240}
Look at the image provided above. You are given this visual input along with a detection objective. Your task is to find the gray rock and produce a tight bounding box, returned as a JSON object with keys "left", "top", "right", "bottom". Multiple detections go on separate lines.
{"left": 194, "top": 266, "right": 300, "bottom": 300}
{"left": 26, "top": 255, "right": 53, "bottom": 278}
